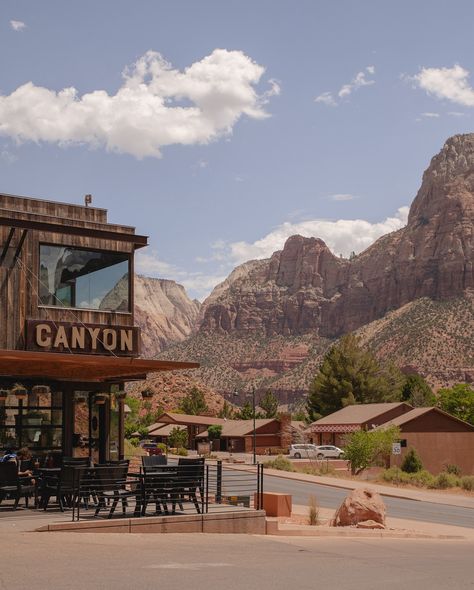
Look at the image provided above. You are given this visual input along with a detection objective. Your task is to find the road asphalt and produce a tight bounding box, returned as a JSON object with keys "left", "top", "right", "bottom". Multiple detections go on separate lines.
{"left": 1, "top": 531, "right": 473, "bottom": 590}
{"left": 263, "top": 472, "right": 474, "bottom": 528}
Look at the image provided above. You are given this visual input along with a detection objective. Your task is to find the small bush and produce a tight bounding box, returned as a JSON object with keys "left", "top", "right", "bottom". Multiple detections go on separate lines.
{"left": 176, "top": 447, "right": 188, "bottom": 456}
{"left": 381, "top": 467, "right": 408, "bottom": 484}
{"left": 444, "top": 464, "right": 462, "bottom": 477}
{"left": 157, "top": 442, "right": 167, "bottom": 454}
{"left": 431, "top": 472, "right": 460, "bottom": 489}
{"left": 401, "top": 448, "right": 423, "bottom": 473}
{"left": 264, "top": 455, "right": 294, "bottom": 472}
{"left": 461, "top": 476, "right": 474, "bottom": 491}
{"left": 308, "top": 495, "right": 320, "bottom": 526}
{"left": 128, "top": 437, "right": 140, "bottom": 447}
{"left": 409, "top": 470, "right": 435, "bottom": 488}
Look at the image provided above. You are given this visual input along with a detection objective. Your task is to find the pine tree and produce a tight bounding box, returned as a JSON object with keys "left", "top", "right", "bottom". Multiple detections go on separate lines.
{"left": 401, "top": 374, "right": 435, "bottom": 407}
{"left": 306, "top": 334, "right": 403, "bottom": 420}
{"left": 259, "top": 390, "right": 279, "bottom": 418}
{"left": 178, "top": 386, "right": 208, "bottom": 415}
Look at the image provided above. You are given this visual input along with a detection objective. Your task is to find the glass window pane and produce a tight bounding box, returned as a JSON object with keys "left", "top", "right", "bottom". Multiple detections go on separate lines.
{"left": 39, "top": 245, "right": 129, "bottom": 311}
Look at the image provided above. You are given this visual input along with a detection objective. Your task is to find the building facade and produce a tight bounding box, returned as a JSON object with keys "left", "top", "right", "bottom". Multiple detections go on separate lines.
{"left": 0, "top": 192, "right": 197, "bottom": 463}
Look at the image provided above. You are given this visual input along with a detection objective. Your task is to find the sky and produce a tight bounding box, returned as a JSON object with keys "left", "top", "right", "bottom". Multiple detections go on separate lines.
{"left": 1, "top": 0, "right": 473, "bottom": 300}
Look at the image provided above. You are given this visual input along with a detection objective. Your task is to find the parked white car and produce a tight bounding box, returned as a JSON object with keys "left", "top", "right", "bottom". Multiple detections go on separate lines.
{"left": 288, "top": 444, "right": 344, "bottom": 459}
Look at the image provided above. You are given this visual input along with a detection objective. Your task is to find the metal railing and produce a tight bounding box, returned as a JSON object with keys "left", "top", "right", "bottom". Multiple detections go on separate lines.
{"left": 66, "top": 460, "right": 263, "bottom": 521}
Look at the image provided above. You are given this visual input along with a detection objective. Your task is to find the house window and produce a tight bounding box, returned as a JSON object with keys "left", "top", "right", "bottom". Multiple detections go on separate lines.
{"left": 39, "top": 245, "right": 130, "bottom": 312}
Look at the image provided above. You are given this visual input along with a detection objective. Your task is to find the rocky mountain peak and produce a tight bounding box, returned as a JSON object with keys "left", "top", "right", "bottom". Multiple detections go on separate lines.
{"left": 199, "top": 134, "right": 474, "bottom": 339}
{"left": 409, "top": 133, "right": 474, "bottom": 224}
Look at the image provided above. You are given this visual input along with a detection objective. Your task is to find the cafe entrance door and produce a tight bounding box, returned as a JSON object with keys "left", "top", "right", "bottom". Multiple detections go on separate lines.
{"left": 72, "top": 391, "right": 108, "bottom": 464}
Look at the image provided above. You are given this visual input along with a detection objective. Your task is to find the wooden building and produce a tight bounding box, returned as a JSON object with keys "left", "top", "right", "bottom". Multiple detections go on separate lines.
{"left": 0, "top": 192, "right": 197, "bottom": 463}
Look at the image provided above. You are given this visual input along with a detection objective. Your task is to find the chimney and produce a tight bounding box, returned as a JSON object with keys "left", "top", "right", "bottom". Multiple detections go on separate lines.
{"left": 84, "top": 194, "right": 92, "bottom": 207}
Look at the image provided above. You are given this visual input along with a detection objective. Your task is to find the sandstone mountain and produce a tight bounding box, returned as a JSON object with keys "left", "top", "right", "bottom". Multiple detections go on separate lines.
{"left": 159, "top": 134, "right": 474, "bottom": 401}
{"left": 134, "top": 275, "right": 201, "bottom": 357}
{"left": 200, "top": 133, "right": 474, "bottom": 338}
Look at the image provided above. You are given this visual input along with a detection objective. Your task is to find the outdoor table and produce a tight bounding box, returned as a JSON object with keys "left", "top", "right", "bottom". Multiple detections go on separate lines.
{"left": 34, "top": 468, "right": 61, "bottom": 508}
{"left": 141, "top": 467, "right": 178, "bottom": 516}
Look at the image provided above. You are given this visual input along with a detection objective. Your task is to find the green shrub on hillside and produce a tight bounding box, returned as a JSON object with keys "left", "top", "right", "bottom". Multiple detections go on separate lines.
{"left": 444, "top": 464, "right": 462, "bottom": 477}
{"left": 430, "top": 472, "right": 460, "bottom": 489}
{"left": 401, "top": 448, "right": 423, "bottom": 473}
{"left": 461, "top": 476, "right": 474, "bottom": 491}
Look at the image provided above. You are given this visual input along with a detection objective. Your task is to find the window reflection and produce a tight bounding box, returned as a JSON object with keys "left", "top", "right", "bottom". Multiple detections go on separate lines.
{"left": 39, "top": 245, "right": 129, "bottom": 311}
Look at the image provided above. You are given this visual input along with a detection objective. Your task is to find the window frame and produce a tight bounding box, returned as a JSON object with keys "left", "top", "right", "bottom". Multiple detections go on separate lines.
{"left": 37, "top": 242, "right": 133, "bottom": 314}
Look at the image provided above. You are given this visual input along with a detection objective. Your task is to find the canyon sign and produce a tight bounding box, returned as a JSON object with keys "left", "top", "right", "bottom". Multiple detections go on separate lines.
{"left": 26, "top": 320, "right": 140, "bottom": 356}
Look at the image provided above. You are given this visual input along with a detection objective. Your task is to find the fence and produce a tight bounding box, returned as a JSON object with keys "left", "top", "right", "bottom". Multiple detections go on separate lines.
{"left": 69, "top": 460, "right": 263, "bottom": 521}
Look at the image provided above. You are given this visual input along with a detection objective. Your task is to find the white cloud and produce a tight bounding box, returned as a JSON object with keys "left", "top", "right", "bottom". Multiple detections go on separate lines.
{"left": 136, "top": 250, "right": 177, "bottom": 276}
{"left": 315, "top": 66, "right": 375, "bottom": 106}
{"left": 10, "top": 20, "right": 26, "bottom": 32}
{"left": 412, "top": 64, "right": 474, "bottom": 107}
{"left": 448, "top": 111, "right": 466, "bottom": 117}
{"left": 223, "top": 206, "right": 409, "bottom": 265}
{"left": 0, "top": 149, "right": 17, "bottom": 163}
{"left": 420, "top": 112, "right": 440, "bottom": 118}
{"left": 0, "top": 49, "right": 277, "bottom": 159}
{"left": 329, "top": 193, "right": 357, "bottom": 201}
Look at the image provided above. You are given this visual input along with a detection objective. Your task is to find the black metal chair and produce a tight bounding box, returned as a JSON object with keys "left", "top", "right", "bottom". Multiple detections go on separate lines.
{"left": 141, "top": 465, "right": 177, "bottom": 515}
{"left": 142, "top": 455, "right": 167, "bottom": 469}
{"left": 172, "top": 458, "right": 205, "bottom": 514}
{"left": 0, "top": 461, "right": 35, "bottom": 509}
{"left": 93, "top": 466, "right": 137, "bottom": 518}
{"left": 41, "top": 465, "right": 78, "bottom": 511}
{"left": 62, "top": 457, "right": 91, "bottom": 467}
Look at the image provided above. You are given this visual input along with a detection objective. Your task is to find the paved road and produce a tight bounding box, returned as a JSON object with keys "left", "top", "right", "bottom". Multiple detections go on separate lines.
{"left": 264, "top": 473, "right": 474, "bottom": 528}
{"left": 1, "top": 531, "right": 472, "bottom": 590}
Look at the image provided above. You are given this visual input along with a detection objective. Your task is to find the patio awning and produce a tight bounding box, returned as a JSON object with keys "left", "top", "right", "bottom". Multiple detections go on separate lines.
{"left": 306, "top": 424, "right": 361, "bottom": 434}
{"left": 0, "top": 349, "right": 199, "bottom": 382}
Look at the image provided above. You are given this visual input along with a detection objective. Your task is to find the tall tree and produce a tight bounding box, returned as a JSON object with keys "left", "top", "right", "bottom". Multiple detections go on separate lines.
{"left": 235, "top": 400, "right": 255, "bottom": 420}
{"left": 401, "top": 374, "right": 435, "bottom": 407}
{"left": 306, "top": 334, "right": 403, "bottom": 421}
{"left": 259, "top": 390, "right": 279, "bottom": 418}
{"left": 437, "top": 383, "right": 474, "bottom": 425}
{"left": 178, "top": 386, "right": 208, "bottom": 415}
{"left": 218, "top": 400, "right": 235, "bottom": 419}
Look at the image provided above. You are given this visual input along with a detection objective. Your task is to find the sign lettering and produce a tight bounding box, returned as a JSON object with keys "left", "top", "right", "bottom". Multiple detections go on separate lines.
{"left": 26, "top": 320, "right": 140, "bottom": 357}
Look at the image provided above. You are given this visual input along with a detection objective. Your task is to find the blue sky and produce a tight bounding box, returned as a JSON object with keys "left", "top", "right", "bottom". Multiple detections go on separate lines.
{"left": 1, "top": 1, "right": 473, "bottom": 299}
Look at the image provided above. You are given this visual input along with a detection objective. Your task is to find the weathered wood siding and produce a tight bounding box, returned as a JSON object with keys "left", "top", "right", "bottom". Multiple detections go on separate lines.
{"left": 0, "top": 194, "right": 137, "bottom": 351}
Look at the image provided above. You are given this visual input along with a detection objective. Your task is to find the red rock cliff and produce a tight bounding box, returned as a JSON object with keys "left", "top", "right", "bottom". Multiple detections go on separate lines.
{"left": 200, "top": 134, "right": 474, "bottom": 338}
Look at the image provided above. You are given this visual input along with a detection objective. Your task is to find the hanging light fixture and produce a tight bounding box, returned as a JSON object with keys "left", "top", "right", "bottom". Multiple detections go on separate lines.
{"left": 94, "top": 393, "right": 107, "bottom": 405}
{"left": 141, "top": 387, "right": 154, "bottom": 399}
{"left": 12, "top": 384, "right": 28, "bottom": 401}
{"left": 32, "top": 385, "right": 50, "bottom": 395}
{"left": 114, "top": 389, "right": 127, "bottom": 401}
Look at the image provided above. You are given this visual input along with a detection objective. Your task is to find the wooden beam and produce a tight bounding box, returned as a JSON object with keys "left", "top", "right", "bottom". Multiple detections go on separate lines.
{"left": 0, "top": 216, "right": 148, "bottom": 249}
{"left": 12, "top": 229, "right": 28, "bottom": 266}
{"left": 0, "top": 227, "right": 15, "bottom": 265}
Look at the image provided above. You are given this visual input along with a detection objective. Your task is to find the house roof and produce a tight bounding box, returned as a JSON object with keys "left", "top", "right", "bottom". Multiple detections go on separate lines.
{"left": 307, "top": 402, "right": 412, "bottom": 429}
{"left": 196, "top": 419, "right": 277, "bottom": 438}
{"left": 147, "top": 423, "right": 187, "bottom": 436}
{"left": 155, "top": 412, "right": 228, "bottom": 427}
{"left": 375, "top": 407, "right": 474, "bottom": 431}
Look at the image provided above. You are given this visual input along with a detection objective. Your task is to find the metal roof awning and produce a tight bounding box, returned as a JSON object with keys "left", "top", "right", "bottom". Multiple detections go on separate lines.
{"left": 0, "top": 350, "right": 199, "bottom": 382}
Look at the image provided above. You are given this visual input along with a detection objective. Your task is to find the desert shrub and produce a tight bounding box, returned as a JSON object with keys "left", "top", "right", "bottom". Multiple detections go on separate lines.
{"left": 264, "top": 455, "right": 294, "bottom": 472}
{"left": 444, "top": 464, "right": 462, "bottom": 477}
{"left": 128, "top": 437, "right": 140, "bottom": 447}
{"left": 401, "top": 448, "right": 423, "bottom": 473}
{"left": 409, "top": 470, "right": 435, "bottom": 488}
{"left": 308, "top": 495, "right": 320, "bottom": 526}
{"left": 176, "top": 447, "right": 188, "bottom": 456}
{"left": 381, "top": 467, "right": 405, "bottom": 484}
{"left": 460, "top": 476, "right": 474, "bottom": 491}
{"left": 157, "top": 442, "right": 167, "bottom": 454}
{"left": 431, "top": 472, "right": 460, "bottom": 489}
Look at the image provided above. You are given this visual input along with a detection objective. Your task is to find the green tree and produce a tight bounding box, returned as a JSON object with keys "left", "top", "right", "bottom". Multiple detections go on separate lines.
{"left": 208, "top": 424, "right": 223, "bottom": 440}
{"left": 437, "top": 383, "right": 474, "bottom": 425}
{"left": 259, "top": 390, "right": 279, "bottom": 418}
{"left": 401, "top": 448, "right": 423, "bottom": 473}
{"left": 168, "top": 426, "right": 188, "bottom": 449}
{"left": 178, "top": 386, "right": 208, "bottom": 415}
{"left": 236, "top": 400, "right": 255, "bottom": 420}
{"left": 401, "top": 374, "right": 435, "bottom": 407}
{"left": 218, "top": 400, "right": 234, "bottom": 419}
{"left": 306, "top": 334, "right": 403, "bottom": 420}
{"left": 343, "top": 426, "right": 400, "bottom": 475}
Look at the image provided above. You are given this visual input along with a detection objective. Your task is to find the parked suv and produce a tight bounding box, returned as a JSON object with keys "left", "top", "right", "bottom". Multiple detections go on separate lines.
{"left": 288, "top": 444, "right": 344, "bottom": 459}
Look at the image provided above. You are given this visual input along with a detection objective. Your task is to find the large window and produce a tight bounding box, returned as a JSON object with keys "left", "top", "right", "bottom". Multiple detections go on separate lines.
{"left": 39, "top": 245, "right": 130, "bottom": 312}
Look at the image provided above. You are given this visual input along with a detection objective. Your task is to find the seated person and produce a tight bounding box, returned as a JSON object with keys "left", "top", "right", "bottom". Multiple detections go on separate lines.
{"left": 16, "top": 447, "right": 36, "bottom": 485}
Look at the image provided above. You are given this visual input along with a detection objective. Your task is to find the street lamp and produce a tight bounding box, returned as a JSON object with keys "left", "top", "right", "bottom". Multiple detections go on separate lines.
{"left": 233, "top": 386, "right": 257, "bottom": 465}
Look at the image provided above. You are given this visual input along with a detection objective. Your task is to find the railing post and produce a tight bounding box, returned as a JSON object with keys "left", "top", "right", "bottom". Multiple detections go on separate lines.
{"left": 216, "top": 460, "right": 222, "bottom": 504}
{"left": 256, "top": 464, "right": 260, "bottom": 510}
{"left": 205, "top": 464, "right": 209, "bottom": 514}
{"left": 259, "top": 464, "right": 264, "bottom": 511}
{"left": 72, "top": 468, "right": 76, "bottom": 522}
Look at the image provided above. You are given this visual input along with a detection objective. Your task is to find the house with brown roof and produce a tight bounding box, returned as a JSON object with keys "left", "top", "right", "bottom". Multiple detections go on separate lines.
{"left": 307, "top": 403, "right": 474, "bottom": 474}
{"left": 376, "top": 407, "right": 474, "bottom": 474}
{"left": 306, "top": 402, "right": 413, "bottom": 447}
{"left": 148, "top": 412, "right": 297, "bottom": 453}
